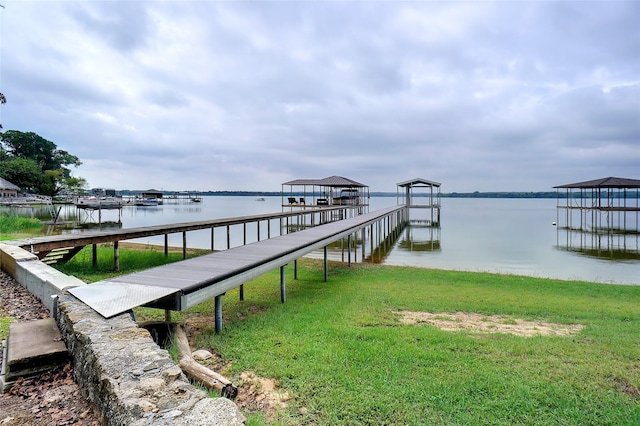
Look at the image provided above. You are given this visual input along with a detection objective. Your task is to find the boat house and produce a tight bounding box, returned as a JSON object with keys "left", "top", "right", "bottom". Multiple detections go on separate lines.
{"left": 141, "top": 189, "right": 164, "bottom": 202}
{"left": 0, "top": 177, "right": 20, "bottom": 200}
{"left": 281, "top": 176, "right": 370, "bottom": 211}
{"left": 553, "top": 176, "right": 640, "bottom": 260}
{"left": 396, "top": 178, "right": 441, "bottom": 226}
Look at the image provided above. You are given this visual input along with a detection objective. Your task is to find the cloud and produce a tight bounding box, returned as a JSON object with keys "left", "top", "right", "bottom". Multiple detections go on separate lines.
{"left": 1, "top": 1, "right": 638, "bottom": 193}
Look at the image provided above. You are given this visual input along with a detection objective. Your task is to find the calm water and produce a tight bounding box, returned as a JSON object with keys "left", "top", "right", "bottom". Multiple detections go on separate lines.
{"left": 42, "top": 196, "right": 640, "bottom": 285}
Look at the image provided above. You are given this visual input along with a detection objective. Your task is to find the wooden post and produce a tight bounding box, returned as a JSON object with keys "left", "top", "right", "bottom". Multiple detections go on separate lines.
{"left": 211, "top": 227, "right": 215, "bottom": 251}
{"left": 280, "top": 265, "right": 286, "bottom": 303}
{"left": 347, "top": 234, "right": 352, "bottom": 266}
{"left": 294, "top": 259, "right": 298, "bottom": 280}
{"left": 182, "top": 231, "right": 187, "bottom": 260}
{"left": 164, "top": 234, "right": 169, "bottom": 256}
{"left": 114, "top": 240, "right": 120, "bottom": 272}
{"left": 92, "top": 244, "right": 97, "bottom": 267}
{"left": 239, "top": 284, "right": 244, "bottom": 301}
{"left": 227, "top": 225, "right": 231, "bottom": 249}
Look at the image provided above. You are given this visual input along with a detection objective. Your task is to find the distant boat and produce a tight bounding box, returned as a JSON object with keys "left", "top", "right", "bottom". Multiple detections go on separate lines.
{"left": 134, "top": 197, "right": 159, "bottom": 207}
{"left": 191, "top": 197, "right": 202, "bottom": 203}
{"left": 256, "top": 197, "right": 265, "bottom": 201}
{"left": 76, "top": 197, "right": 123, "bottom": 210}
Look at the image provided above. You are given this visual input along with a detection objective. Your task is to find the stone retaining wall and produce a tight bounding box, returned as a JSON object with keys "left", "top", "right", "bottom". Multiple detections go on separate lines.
{"left": 0, "top": 243, "right": 245, "bottom": 425}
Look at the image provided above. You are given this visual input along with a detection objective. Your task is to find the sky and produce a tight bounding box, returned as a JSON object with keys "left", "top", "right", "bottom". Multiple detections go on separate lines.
{"left": 0, "top": 1, "right": 638, "bottom": 193}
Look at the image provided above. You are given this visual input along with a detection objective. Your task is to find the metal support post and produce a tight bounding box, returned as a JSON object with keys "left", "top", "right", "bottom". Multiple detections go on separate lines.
{"left": 215, "top": 294, "right": 223, "bottom": 334}
{"left": 280, "top": 265, "right": 286, "bottom": 303}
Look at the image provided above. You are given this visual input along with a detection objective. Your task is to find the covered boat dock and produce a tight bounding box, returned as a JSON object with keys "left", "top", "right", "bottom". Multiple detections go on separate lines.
{"left": 281, "top": 175, "right": 370, "bottom": 212}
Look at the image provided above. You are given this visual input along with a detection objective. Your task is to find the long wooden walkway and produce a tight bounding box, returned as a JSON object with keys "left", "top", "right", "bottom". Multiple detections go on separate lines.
{"left": 10, "top": 206, "right": 358, "bottom": 267}
{"left": 68, "top": 206, "right": 406, "bottom": 331}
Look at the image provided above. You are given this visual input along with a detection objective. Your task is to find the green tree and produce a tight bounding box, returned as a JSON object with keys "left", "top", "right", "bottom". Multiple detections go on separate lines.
{"left": 0, "top": 157, "right": 43, "bottom": 192}
{"left": 0, "top": 92, "right": 5, "bottom": 130}
{"left": 58, "top": 175, "right": 88, "bottom": 196}
{"left": 0, "top": 130, "right": 83, "bottom": 196}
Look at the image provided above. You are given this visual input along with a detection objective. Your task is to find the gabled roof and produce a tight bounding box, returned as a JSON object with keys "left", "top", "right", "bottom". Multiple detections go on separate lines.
{"left": 283, "top": 176, "right": 367, "bottom": 187}
{"left": 553, "top": 177, "right": 640, "bottom": 189}
{"left": 0, "top": 177, "right": 20, "bottom": 190}
{"left": 397, "top": 178, "right": 441, "bottom": 188}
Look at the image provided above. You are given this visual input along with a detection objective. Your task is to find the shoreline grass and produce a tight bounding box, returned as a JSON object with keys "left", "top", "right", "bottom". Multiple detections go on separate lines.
{"left": 0, "top": 212, "right": 42, "bottom": 239}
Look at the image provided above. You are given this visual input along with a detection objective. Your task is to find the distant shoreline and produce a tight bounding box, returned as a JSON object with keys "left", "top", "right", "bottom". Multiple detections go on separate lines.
{"left": 113, "top": 190, "right": 638, "bottom": 199}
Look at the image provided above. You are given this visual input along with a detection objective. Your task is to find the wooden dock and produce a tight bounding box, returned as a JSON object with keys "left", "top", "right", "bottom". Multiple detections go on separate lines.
{"left": 10, "top": 206, "right": 359, "bottom": 268}
{"left": 68, "top": 205, "right": 407, "bottom": 332}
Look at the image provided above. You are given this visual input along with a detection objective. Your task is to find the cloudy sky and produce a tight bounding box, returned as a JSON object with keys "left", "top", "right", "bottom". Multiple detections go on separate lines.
{"left": 1, "top": 1, "right": 638, "bottom": 193}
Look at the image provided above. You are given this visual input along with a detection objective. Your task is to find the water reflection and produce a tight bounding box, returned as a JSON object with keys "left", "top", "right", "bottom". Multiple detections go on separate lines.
{"left": 556, "top": 228, "right": 640, "bottom": 261}
{"left": 395, "top": 225, "right": 441, "bottom": 253}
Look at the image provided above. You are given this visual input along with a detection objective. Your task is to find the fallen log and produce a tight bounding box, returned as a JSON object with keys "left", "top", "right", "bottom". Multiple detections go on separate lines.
{"left": 172, "top": 324, "right": 238, "bottom": 399}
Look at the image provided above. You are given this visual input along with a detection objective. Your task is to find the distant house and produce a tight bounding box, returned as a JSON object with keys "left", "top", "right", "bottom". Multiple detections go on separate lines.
{"left": 0, "top": 177, "right": 20, "bottom": 199}
{"left": 90, "top": 188, "right": 117, "bottom": 197}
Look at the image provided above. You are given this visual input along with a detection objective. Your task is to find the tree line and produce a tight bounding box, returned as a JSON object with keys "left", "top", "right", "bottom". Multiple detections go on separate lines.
{"left": 0, "top": 129, "right": 87, "bottom": 197}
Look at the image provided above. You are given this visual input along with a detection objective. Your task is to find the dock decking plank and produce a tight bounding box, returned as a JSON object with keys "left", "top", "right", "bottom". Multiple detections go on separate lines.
{"left": 69, "top": 206, "right": 404, "bottom": 318}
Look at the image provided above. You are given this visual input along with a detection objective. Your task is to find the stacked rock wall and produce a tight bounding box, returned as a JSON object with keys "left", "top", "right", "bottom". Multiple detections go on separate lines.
{"left": 0, "top": 243, "right": 245, "bottom": 426}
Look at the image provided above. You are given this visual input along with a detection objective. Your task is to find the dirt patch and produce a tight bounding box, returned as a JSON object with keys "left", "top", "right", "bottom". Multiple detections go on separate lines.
{"left": 235, "top": 371, "right": 291, "bottom": 420}
{"left": 395, "top": 311, "right": 584, "bottom": 337}
{"left": 612, "top": 376, "right": 640, "bottom": 399}
{"left": 182, "top": 319, "right": 292, "bottom": 421}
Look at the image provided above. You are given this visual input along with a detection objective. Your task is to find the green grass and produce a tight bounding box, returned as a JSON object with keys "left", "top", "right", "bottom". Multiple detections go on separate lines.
{"left": 201, "top": 261, "right": 639, "bottom": 426}
{"left": 6, "top": 241, "right": 640, "bottom": 425}
{"left": 54, "top": 244, "right": 210, "bottom": 282}
{"left": 0, "top": 316, "right": 15, "bottom": 340}
{"left": 0, "top": 211, "right": 42, "bottom": 239}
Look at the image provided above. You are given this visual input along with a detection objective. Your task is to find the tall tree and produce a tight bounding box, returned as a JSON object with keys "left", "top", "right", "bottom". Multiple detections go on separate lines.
{"left": 0, "top": 92, "right": 5, "bottom": 130}
{"left": 0, "top": 130, "right": 83, "bottom": 196}
{"left": 1, "top": 130, "right": 81, "bottom": 172}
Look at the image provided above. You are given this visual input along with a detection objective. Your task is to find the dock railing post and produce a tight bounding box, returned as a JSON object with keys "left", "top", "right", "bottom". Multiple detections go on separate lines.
{"left": 280, "top": 266, "right": 286, "bottom": 303}
{"left": 324, "top": 246, "right": 328, "bottom": 282}
{"left": 114, "top": 241, "right": 120, "bottom": 272}
{"left": 182, "top": 231, "right": 187, "bottom": 260}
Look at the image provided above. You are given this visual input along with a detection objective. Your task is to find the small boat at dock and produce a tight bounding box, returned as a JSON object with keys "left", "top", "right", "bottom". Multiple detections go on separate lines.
{"left": 134, "top": 198, "right": 159, "bottom": 207}
{"left": 76, "top": 197, "right": 123, "bottom": 210}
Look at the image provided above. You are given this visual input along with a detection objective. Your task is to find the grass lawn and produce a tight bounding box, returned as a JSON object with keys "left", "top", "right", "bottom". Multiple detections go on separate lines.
{"left": 133, "top": 259, "right": 639, "bottom": 426}
{"left": 16, "top": 243, "right": 640, "bottom": 425}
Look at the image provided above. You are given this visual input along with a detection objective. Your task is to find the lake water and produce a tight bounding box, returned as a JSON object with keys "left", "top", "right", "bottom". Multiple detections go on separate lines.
{"left": 42, "top": 196, "right": 640, "bottom": 285}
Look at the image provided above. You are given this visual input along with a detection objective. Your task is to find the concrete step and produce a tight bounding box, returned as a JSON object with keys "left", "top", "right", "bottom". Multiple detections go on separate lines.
{"left": 1, "top": 318, "right": 68, "bottom": 392}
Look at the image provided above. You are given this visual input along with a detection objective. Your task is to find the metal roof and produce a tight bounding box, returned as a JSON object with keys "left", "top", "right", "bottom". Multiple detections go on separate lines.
{"left": 283, "top": 175, "right": 367, "bottom": 187}
{"left": 553, "top": 177, "right": 640, "bottom": 189}
{"left": 0, "top": 177, "right": 20, "bottom": 190}
{"left": 397, "top": 178, "right": 441, "bottom": 188}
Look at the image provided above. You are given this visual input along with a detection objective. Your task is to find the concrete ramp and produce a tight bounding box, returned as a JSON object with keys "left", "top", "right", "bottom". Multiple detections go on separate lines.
{"left": 1, "top": 318, "right": 68, "bottom": 392}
